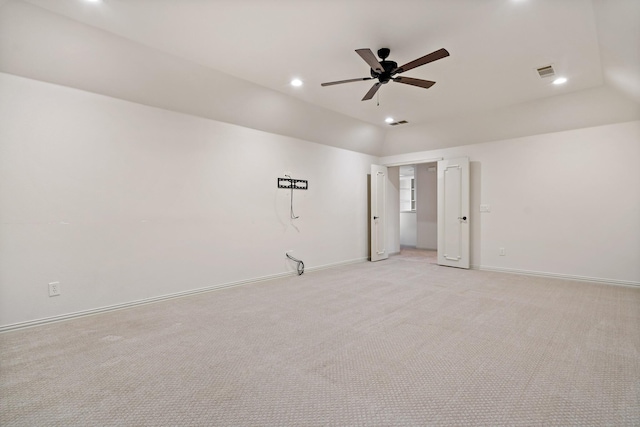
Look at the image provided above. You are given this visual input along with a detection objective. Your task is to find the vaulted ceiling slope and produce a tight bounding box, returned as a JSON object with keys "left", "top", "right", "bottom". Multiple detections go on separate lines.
{"left": 0, "top": 0, "right": 386, "bottom": 156}
{"left": 1, "top": 0, "right": 638, "bottom": 157}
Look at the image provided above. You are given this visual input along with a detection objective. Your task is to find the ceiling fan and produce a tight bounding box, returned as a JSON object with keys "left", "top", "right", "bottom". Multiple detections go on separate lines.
{"left": 321, "top": 47, "right": 449, "bottom": 101}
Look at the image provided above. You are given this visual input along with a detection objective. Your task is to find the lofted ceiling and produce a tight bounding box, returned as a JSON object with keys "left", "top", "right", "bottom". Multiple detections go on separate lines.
{"left": 17, "top": 0, "right": 638, "bottom": 132}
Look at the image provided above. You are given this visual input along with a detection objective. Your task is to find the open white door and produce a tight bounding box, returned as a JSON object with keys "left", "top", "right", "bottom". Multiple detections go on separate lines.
{"left": 370, "top": 164, "right": 388, "bottom": 262}
{"left": 437, "top": 157, "right": 470, "bottom": 268}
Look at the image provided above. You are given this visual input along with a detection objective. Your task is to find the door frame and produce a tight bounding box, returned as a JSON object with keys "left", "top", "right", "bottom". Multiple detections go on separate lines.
{"left": 380, "top": 156, "right": 471, "bottom": 267}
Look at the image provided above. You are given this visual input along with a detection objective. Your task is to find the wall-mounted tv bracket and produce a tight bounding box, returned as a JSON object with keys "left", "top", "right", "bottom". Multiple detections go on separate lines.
{"left": 278, "top": 176, "right": 308, "bottom": 219}
{"left": 277, "top": 177, "right": 308, "bottom": 190}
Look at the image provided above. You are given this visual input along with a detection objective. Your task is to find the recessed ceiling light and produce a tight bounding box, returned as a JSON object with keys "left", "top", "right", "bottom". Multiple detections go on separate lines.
{"left": 553, "top": 77, "right": 567, "bottom": 85}
{"left": 290, "top": 78, "right": 303, "bottom": 87}
{"left": 385, "top": 117, "right": 394, "bottom": 123}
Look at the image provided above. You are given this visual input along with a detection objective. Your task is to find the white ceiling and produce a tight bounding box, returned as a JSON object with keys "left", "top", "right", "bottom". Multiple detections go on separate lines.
{"left": 18, "top": 0, "right": 639, "bottom": 130}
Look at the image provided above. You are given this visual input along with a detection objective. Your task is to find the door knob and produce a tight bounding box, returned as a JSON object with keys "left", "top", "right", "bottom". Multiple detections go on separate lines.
{"left": 373, "top": 216, "right": 379, "bottom": 220}
{"left": 458, "top": 216, "right": 467, "bottom": 221}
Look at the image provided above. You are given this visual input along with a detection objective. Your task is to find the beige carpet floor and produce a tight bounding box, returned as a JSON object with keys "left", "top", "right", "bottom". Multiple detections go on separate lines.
{"left": 1, "top": 249, "right": 639, "bottom": 426}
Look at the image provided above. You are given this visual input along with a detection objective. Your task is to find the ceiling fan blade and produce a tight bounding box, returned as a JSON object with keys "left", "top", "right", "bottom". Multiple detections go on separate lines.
{"left": 362, "top": 82, "right": 382, "bottom": 101}
{"left": 321, "top": 77, "right": 373, "bottom": 87}
{"left": 355, "top": 48, "right": 384, "bottom": 73}
{"left": 392, "top": 48, "right": 450, "bottom": 74}
{"left": 393, "top": 77, "right": 436, "bottom": 89}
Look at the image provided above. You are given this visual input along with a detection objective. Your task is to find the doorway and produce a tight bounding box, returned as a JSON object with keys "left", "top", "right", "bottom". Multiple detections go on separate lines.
{"left": 399, "top": 162, "right": 438, "bottom": 258}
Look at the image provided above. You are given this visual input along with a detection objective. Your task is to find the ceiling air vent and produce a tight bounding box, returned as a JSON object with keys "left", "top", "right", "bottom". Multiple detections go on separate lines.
{"left": 389, "top": 120, "right": 409, "bottom": 126}
{"left": 536, "top": 65, "right": 555, "bottom": 79}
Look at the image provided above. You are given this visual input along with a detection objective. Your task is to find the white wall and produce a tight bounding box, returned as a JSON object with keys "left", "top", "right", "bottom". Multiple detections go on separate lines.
{"left": 399, "top": 213, "right": 417, "bottom": 247}
{"left": 382, "top": 121, "right": 640, "bottom": 285}
{"left": 0, "top": 73, "right": 378, "bottom": 327}
{"left": 415, "top": 164, "right": 438, "bottom": 250}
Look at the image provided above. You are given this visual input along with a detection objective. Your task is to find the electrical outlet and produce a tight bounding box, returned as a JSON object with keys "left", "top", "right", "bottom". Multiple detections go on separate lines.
{"left": 480, "top": 204, "right": 491, "bottom": 212}
{"left": 499, "top": 248, "right": 506, "bottom": 256}
{"left": 48, "top": 282, "right": 61, "bottom": 297}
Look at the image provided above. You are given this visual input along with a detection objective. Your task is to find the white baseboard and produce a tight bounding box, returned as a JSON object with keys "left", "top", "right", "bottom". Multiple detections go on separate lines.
{"left": 5, "top": 259, "right": 633, "bottom": 333}
{"left": 472, "top": 264, "right": 640, "bottom": 287}
{"left": 306, "top": 257, "right": 367, "bottom": 273}
{"left": 0, "top": 257, "right": 368, "bottom": 333}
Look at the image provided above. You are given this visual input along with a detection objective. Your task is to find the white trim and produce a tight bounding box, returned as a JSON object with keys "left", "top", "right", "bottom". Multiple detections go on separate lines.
{"left": 0, "top": 257, "right": 367, "bottom": 333}
{"left": 305, "top": 257, "right": 367, "bottom": 273}
{"left": 381, "top": 157, "right": 443, "bottom": 167}
{"left": 472, "top": 265, "right": 640, "bottom": 287}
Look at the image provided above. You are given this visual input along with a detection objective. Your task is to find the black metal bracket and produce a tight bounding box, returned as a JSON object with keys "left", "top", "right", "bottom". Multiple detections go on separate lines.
{"left": 278, "top": 177, "right": 308, "bottom": 190}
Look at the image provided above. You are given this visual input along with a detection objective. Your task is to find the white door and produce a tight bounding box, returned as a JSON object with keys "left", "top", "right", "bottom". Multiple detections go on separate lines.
{"left": 437, "top": 157, "right": 470, "bottom": 268}
{"left": 371, "top": 164, "right": 388, "bottom": 262}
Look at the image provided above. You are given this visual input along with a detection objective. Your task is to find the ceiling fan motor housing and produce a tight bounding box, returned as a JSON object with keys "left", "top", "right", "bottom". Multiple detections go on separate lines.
{"left": 370, "top": 60, "right": 398, "bottom": 83}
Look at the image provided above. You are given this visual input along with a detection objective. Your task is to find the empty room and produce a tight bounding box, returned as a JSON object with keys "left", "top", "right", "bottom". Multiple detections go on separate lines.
{"left": 1, "top": 0, "right": 639, "bottom": 425}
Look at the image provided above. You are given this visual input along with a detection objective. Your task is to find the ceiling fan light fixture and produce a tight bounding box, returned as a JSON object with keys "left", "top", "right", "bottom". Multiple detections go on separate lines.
{"left": 385, "top": 117, "right": 394, "bottom": 123}
{"left": 290, "top": 78, "right": 303, "bottom": 87}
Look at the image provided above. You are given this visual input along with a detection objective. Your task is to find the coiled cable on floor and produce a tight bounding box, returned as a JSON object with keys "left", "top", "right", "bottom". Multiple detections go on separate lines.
{"left": 286, "top": 253, "right": 304, "bottom": 275}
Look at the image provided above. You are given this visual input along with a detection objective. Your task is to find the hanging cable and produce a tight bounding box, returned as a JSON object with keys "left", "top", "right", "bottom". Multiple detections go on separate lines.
{"left": 285, "top": 175, "right": 299, "bottom": 219}
{"left": 286, "top": 252, "right": 305, "bottom": 275}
